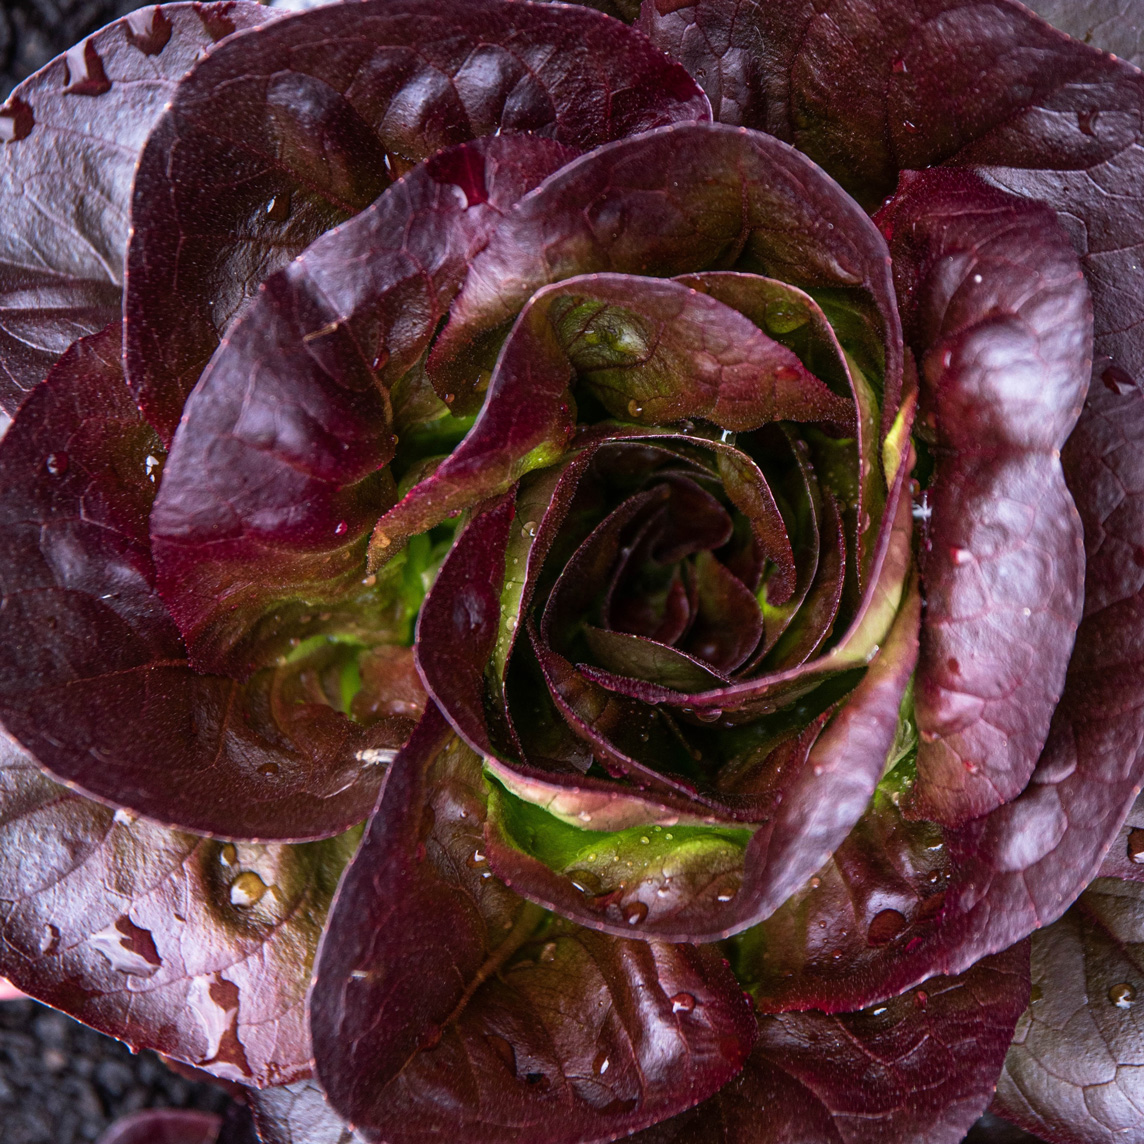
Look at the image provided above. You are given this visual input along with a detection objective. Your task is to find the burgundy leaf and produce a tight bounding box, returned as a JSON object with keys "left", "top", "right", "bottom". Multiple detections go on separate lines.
{"left": 877, "top": 169, "right": 1091, "bottom": 826}
{"left": 124, "top": 0, "right": 710, "bottom": 442}
{"left": 0, "top": 325, "right": 388, "bottom": 838}
{"left": 1022, "top": 0, "right": 1144, "bottom": 67}
{"left": 377, "top": 271, "right": 851, "bottom": 551}
{"left": 994, "top": 879, "right": 1144, "bottom": 1144}
{"left": 628, "top": 942, "right": 1030, "bottom": 1144}
{"left": 150, "top": 135, "right": 572, "bottom": 677}
{"left": 1097, "top": 791, "right": 1144, "bottom": 884}
{"left": 96, "top": 1110, "right": 222, "bottom": 1144}
{"left": 430, "top": 120, "right": 902, "bottom": 432}
{"left": 0, "top": 2, "right": 273, "bottom": 414}
{"left": 310, "top": 707, "right": 757, "bottom": 1143}
{"left": 0, "top": 728, "right": 357, "bottom": 1086}
{"left": 751, "top": 373, "right": 1144, "bottom": 1010}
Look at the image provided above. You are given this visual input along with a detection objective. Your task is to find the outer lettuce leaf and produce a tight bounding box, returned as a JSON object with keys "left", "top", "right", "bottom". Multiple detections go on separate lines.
{"left": 96, "top": 1110, "right": 223, "bottom": 1144}
{"left": 309, "top": 707, "right": 758, "bottom": 1143}
{"left": 878, "top": 169, "right": 1090, "bottom": 827}
{"left": 0, "top": 729, "right": 357, "bottom": 1086}
{"left": 124, "top": 0, "right": 711, "bottom": 442}
{"left": 0, "top": 2, "right": 273, "bottom": 414}
{"left": 251, "top": 1081, "right": 366, "bottom": 1144}
{"left": 626, "top": 941, "right": 1031, "bottom": 1144}
{"left": 0, "top": 325, "right": 391, "bottom": 838}
{"left": 994, "top": 878, "right": 1144, "bottom": 1144}
{"left": 744, "top": 372, "right": 1144, "bottom": 1011}
{"left": 150, "top": 135, "right": 573, "bottom": 677}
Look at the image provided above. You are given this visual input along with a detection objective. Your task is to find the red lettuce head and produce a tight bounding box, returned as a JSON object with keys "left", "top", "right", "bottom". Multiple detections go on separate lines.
{"left": 0, "top": 2, "right": 1142, "bottom": 1142}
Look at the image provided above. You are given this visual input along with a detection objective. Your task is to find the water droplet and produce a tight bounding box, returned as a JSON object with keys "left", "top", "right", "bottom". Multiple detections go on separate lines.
{"left": 374, "top": 532, "right": 392, "bottom": 550}
{"left": 671, "top": 992, "right": 696, "bottom": 1013}
{"left": 809, "top": 876, "right": 821, "bottom": 889}
{"left": 663, "top": 833, "right": 673, "bottom": 841}
{"left": 902, "top": 119, "right": 919, "bottom": 134}
{"left": 1022, "top": 606, "right": 1033, "bottom": 616}
{"left": 266, "top": 191, "right": 292, "bottom": 223}
{"left": 521, "top": 520, "right": 538, "bottom": 539}
{"left": 639, "top": 836, "right": 650, "bottom": 845}
{"left": 867, "top": 908, "right": 907, "bottom": 946}
{"left": 113, "top": 807, "right": 136, "bottom": 826}
{"left": 126, "top": 6, "right": 173, "bottom": 55}
{"left": 362, "top": 573, "right": 377, "bottom": 587}
{"left": 144, "top": 454, "right": 161, "bottom": 482}
{"left": 950, "top": 547, "right": 973, "bottom": 565}
{"left": 196, "top": 3, "right": 237, "bottom": 41}
{"left": 540, "top": 941, "right": 557, "bottom": 962}
{"left": 487, "top": 1033, "right": 516, "bottom": 1072}
{"left": 1103, "top": 363, "right": 1137, "bottom": 395}
{"left": 578, "top": 810, "right": 592, "bottom": 823}
{"left": 38, "top": 923, "right": 60, "bottom": 956}
{"left": 355, "top": 747, "right": 397, "bottom": 765}
{"left": 257, "top": 762, "right": 279, "bottom": 777}
{"left": 892, "top": 57, "right": 907, "bottom": 74}
{"left": 568, "top": 869, "right": 603, "bottom": 895}
{"left": 695, "top": 708, "right": 721, "bottom": 722}
{"left": 914, "top": 989, "right": 928, "bottom": 1009}
{"left": 764, "top": 302, "right": 807, "bottom": 335}
{"left": 592, "top": 1050, "right": 610, "bottom": 1074}
{"left": 1029, "top": 983, "right": 1043, "bottom": 1003}
{"left": 45, "top": 452, "right": 68, "bottom": 476}
{"left": 229, "top": 871, "right": 268, "bottom": 908}
{"left": 627, "top": 399, "right": 644, "bottom": 418}
{"left": 63, "top": 40, "right": 112, "bottom": 96}
{"left": 444, "top": 393, "right": 456, "bottom": 404}
{"left": 468, "top": 849, "right": 487, "bottom": 867}
{"left": 1078, "top": 108, "right": 1100, "bottom": 136}
{"left": 91, "top": 917, "right": 161, "bottom": 976}
{"left": 334, "top": 520, "right": 349, "bottom": 536}
{"left": 1128, "top": 828, "right": 1144, "bottom": 863}
{"left": 861, "top": 511, "right": 871, "bottom": 532}
{"left": 0, "top": 97, "right": 34, "bottom": 143}
{"left": 946, "top": 657, "right": 960, "bottom": 675}
{"left": 624, "top": 901, "right": 649, "bottom": 925}
{"left": 1109, "top": 982, "right": 1137, "bottom": 1009}
{"left": 219, "top": 843, "right": 237, "bottom": 866}
{"left": 773, "top": 365, "right": 800, "bottom": 383}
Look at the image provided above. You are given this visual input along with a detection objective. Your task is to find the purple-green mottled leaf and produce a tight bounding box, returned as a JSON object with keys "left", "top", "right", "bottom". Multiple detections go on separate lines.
{"left": 373, "top": 271, "right": 851, "bottom": 554}
{"left": 124, "top": 0, "right": 710, "bottom": 442}
{"left": 0, "top": 324, "right": 390, "bottom": 839}
{"left": 150, "top": 135, "right": 572, "bottom": 677}
{"left": 0, "top": 2, "right": 273, "bottom": 414}
{"left": 310, "top": 707, "right": 758, "bottom": 1143}
{"left": 0, "top": 728, "right": 358, "bottom": 1086}
{"left": 995, "top": 878, "right": 1144, "bottom": 1144}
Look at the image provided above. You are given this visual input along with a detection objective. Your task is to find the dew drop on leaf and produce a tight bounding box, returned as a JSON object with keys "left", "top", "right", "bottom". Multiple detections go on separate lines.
{"left": 1109, "top": 982, "right": 1137, "bottom": 1009}
{"left": 914, "top": 990, "right": 928, "bottom": 1009}
{"left": 867, "top": 908, "right": 908, "bottom": 946}
{"left": 63, "top": 40, "right": 112, "bottom": 96}
{"left": 335, "top": 520, "right": 349, "bottom": 536}
{"left": 45, "top": 452, "right": 68, "bottom": 476}
{"left": 539, "top": 942, "right": 557, "bottom": 962}
{"left": 467, "top": 849, "right": 487, "bottom": 868}
{"left": 627, "top": 400, "right": 644, "bottom": 418}
{"left": 266, "top": 191, "right": 292, "bottom": 223}
{"left": 593, "top": 1050, "right": 610, "bottom": 1075}
{"left": 521, "top": 520, "right": 538, "bottom": 538}
{"left": 257, "top": 762, "right": 279, "bottom": 777}
{"left": 229, "top": 871, "right": 268, "bottom": 908}
{"left": 568, "top": 869, "right": 602, "bottom": 894}
{"left": 1103, "top": 363, "right": 1137, "bottom": 394}
{"left": 126, "top": 6, "right": 173, "bottom": 55}
{"left": 671, "top": 992, "right": 696, "bottom": 1014}
{"left": 219, "top": 843, "right": 237, "bottom": 867}
{"left": 1078, "top": 108, "right": 1100, "bottom": 136}
{"left": 1129, "top": 828, "right": 1144, "bottom": 863}
{"left": 892, "top": 57, "right": 907, "bottom": 73}
{"left": 624, "top": 901, "right": 649, "bottom": 925}
{"left": 38, "top": 923, "right": 60, "bottom": 956}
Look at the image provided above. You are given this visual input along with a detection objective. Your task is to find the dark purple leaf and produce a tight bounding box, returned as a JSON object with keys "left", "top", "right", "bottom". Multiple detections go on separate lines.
{"left": 124, "top": 0, "right": 710, "bottom": 442}
{"left": 877, "top": 168, "right": 1090, "bottom": 826}
{"left": 429, "top": 120, "right": 902, "bottom": 434}
{"left": 310, "top": 706, "right": 757, "bottom": 1143}
{"left": 749, "top": 373, "right": 1144, "bottom": 1010}
{"left": 96, "top": 1110, "right": 222, "bottom": 1144}
{"left": 627, "top": 942, "right": 1031, "bottom": 1144}
{"left": 150, "top": 135, "right": 572, "bottom": 677}
{"left": 0, "top": 727, "right": 357, "bottom": 1085}
{"left": 0, "top": 324, "right": 389, "bottom": 838}
{"left": 994, "top": 879, "right": 1144, "bottom": 1144}
{"left": 377, "top": 271, "right": 852, "bottom": 552}
{"left": 0, "top": 2, "right": 273, "bottom": 414}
